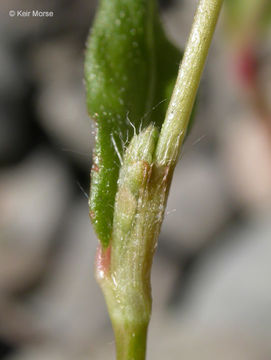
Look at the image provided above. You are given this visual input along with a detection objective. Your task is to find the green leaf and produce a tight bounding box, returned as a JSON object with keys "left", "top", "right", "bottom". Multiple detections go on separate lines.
{"left": 85, "top": 0, "right": 182, "bottom": 247}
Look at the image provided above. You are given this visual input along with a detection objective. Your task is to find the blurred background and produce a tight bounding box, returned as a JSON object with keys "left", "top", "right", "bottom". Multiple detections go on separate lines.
{"left": 0, "top": 0, "right": 271, "bottom": 359}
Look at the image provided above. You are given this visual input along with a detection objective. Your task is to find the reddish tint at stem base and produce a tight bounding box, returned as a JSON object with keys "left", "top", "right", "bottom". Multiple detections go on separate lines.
{"left": 95, "top": 244, "right": 111, "bottom": 281}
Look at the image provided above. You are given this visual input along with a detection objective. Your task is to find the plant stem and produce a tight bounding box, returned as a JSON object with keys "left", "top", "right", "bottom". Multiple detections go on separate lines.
{"left": 98, "top": 1, "right": 224, "bottom": 359}
{"left": 155, "top": 0, "right": 224, "bottom": 166}
{"left": 112, "top": 319, "right": 148, "bottom": 360}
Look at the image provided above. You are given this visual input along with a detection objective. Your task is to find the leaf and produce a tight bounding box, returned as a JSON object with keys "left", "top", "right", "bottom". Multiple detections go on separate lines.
{"left": 85, "top": 0, "right": 182, "bottom": 247}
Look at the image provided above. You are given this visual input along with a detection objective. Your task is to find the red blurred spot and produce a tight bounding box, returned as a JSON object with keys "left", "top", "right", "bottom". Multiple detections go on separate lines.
{"left": 235, "top": 45, "right": 257, "bottom": 88}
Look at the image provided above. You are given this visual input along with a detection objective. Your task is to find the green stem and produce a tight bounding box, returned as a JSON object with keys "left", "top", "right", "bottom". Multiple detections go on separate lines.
{"left": 112, "top": 319, "right": 148, "bottom": 360}
{"left": 155, "top": 0, "right": 224, "bottom": 166}
{"left": 98, "top": 1, "right": 224, "bottom": 359}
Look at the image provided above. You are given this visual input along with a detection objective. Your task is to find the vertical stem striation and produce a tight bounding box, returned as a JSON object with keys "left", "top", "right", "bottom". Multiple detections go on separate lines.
{"left": 155, "top": 0, "right": 224, "bottom": 166}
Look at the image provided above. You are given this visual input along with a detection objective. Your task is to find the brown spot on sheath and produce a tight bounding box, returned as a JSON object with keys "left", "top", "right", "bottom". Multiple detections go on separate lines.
{"left": 150, "top": 164, "right": 173, "bottom": 193}
{"left": 162, "top": 166, "right": 170, "bottom": 183}
{"left": 142, "top": 161, "right": 152, "bottom": 184}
